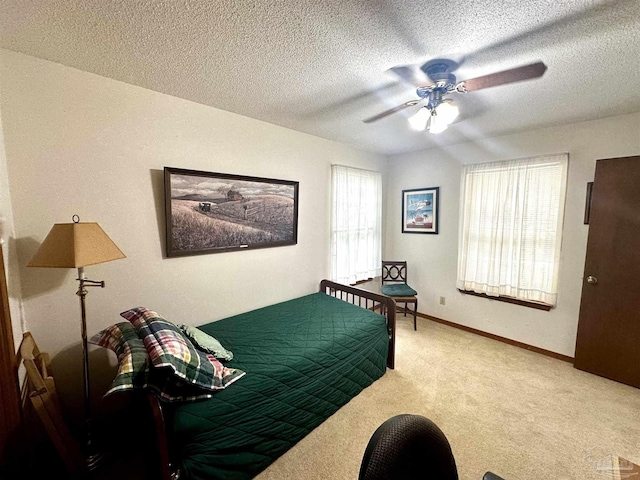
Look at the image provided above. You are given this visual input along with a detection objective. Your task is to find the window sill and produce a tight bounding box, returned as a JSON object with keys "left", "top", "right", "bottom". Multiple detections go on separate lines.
{"left": 351, "top": 278, "right": 374, "bottom": 286}
{"left": 457, "top": 289, "right": 552, "bottom": 311}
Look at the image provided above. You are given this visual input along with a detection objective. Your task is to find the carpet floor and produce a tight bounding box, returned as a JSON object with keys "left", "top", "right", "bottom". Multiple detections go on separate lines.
{"left": 256, "top": 316, "right": 640, "bottom": 480}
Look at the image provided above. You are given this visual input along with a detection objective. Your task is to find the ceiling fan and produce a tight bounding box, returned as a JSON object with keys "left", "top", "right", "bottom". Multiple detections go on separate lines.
{"left": 363, "top": 59, "right": 547, "bottom": 134}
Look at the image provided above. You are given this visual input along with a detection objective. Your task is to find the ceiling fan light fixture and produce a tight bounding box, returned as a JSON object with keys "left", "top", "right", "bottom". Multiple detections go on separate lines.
{"left": 436, "top": 100, "right": 459, "bottom": 124}
{"left": 427, "top": 113, "right": 449, "bottom": 134}
{"left": 408, "top": 106, "right": 431, "bottom": 131}
{"left": 423, "top": 100, "right": 458, "bottom": 134}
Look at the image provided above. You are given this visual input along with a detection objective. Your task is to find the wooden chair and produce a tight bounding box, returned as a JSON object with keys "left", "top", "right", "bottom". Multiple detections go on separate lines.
{"left": 18, "top": 331, "right": 89, "bottom": 478}
{"left": 17, "top": 332, "right": 166, "bottom": 479}
{"left": 381, "top": 261, "right": 418, "bottom": 330}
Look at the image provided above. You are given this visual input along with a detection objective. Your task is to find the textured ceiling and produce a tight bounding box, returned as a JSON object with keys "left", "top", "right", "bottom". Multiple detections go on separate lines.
{"left": 1, "top": 0, "right": 639, "bottom": 155}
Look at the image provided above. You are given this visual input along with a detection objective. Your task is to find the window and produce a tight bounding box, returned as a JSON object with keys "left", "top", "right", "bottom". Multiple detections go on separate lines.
{"left": 457, "top": 153, "right": 568, "bottom": 307}
{"left": 331, "top": 165, "right": 382, "bottom": 285}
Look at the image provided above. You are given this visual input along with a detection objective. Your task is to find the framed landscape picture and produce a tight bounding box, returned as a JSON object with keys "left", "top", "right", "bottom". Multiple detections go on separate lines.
{"left": 164, "top": 167, "right": 299, "bottom": 257}
{"left": 402, "top": 187, "right": 439, "bottom": 234}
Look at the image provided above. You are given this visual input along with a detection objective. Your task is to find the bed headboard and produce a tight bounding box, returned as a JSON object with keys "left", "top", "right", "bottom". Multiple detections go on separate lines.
{"left": 320, "top": 279, "right": 396, "bottom": 370}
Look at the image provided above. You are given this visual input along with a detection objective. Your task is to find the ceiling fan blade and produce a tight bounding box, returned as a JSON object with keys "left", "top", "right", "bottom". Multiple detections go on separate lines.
{"left": 460, "top": 62, "right": 547, "bottom": 92}
{"left": 387, "top": 65, "right": 431, "bottom": 87}
{"left": 363, "top": 100, "right": 421, "bottom": 123}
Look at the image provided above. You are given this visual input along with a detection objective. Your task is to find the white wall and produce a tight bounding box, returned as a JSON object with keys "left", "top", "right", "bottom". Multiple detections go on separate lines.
{"left": 0, "top": 49, "right": 386, "bottom": 365}
{"left": 385, "top": 111, "right": 640, "bottom": 357}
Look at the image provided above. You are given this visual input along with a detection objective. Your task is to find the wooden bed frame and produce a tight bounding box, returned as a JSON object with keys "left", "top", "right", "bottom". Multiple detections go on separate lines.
{"left": 146, "top": 279, "right": 396, "bottom": 480}
{"left": 320, "top": 279, "right": 396, "bottom": 369}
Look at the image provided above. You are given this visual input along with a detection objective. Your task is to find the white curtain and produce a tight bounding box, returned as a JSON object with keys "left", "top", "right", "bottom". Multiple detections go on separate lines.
{"left": 457, "top": 153, "right": 568, "bottom": 306}
{"left": 331, "top": 165, "right": 382, "bottom": 285}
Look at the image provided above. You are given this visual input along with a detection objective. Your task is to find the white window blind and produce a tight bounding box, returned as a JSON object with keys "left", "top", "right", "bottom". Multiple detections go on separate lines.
{"left": 457, "top": 153, "right": 568, "bottom": 306}
{"left": 331, "top": 165, "right": 382, "bottom": 285}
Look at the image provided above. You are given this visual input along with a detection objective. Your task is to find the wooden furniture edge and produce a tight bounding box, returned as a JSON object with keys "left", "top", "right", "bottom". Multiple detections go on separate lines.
{"left": 0, "top": 246, "right": 21, "bottom": 467}
{"left": 145, "top": 392, "right": 175, "bottom": 480}
{"left": 416, "top": 312, "right": 574, "bottom": 363}
{"left": 19, "top": 331, "right": 88, "bottom": 477}
{"left": 320, "top": 279, "right": 396, "bottom": 369}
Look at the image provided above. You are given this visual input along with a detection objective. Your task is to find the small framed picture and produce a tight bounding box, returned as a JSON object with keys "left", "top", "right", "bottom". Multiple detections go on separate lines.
{"left": 402, "top": 187, "right": 439, "bottom": 234}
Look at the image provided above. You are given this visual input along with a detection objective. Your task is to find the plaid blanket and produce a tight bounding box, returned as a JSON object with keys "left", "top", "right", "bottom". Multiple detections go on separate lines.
{"left": 90, "top": 308, "right": 246, "bottom": 402}
{"left": 90, "top": 321, "right": 149, "bottom": 395}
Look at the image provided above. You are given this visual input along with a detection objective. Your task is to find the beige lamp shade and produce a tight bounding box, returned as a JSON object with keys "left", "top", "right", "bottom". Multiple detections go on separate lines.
{"left": 28, "top": 222, "right": 126, "bottom": 268}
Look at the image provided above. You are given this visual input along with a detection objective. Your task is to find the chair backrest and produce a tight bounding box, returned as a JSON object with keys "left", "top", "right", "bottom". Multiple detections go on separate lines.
{"left": 359, "top": 414, "right": 458, "bottom": 480}
{"left": 381, "top": 261, "right": 409, "bottom": 285}
{"left": 18, "top": 332, "right": 88, "bottom": 478}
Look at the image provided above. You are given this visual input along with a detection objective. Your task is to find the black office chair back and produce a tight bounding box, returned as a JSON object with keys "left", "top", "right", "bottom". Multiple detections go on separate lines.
{"left": 359, "top": 414, "right": 458, "bottom": 480}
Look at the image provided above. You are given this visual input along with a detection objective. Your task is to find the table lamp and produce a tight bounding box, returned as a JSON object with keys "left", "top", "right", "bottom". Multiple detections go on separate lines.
{"left": 27, "top": 215, "right": 125, "bottom": 469}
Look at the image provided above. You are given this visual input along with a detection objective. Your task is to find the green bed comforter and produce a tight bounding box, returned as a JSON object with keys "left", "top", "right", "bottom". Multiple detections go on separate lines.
{"left": 168, "top": 292, "right": 389, "bottom": 480}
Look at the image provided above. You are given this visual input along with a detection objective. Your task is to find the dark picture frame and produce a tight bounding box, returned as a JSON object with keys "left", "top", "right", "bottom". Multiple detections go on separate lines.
{"left": 402, "top": 186, "right": 439, "bottom": 234}
{"left": 164, "top": 167, "right": 299, "bottom": 257}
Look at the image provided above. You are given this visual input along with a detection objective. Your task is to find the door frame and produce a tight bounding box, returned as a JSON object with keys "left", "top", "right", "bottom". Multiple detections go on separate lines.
{"left": 0, "top": 246, "right": 21, "bottom": 465}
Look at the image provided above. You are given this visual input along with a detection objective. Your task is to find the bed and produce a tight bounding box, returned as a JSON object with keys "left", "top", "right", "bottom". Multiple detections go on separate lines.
{"left": 95, "top": 280, "right": 396, "bottom": 480}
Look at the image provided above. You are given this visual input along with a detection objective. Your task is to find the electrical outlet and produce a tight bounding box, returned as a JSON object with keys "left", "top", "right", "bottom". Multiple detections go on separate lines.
{"left": 439, "top": 296, "right": 446, "bottom": 306}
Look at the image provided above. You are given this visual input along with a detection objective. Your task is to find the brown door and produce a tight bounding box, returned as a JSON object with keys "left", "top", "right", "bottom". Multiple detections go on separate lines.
{"left": 574, "top": 155, "right": 640, "bottom": 388}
